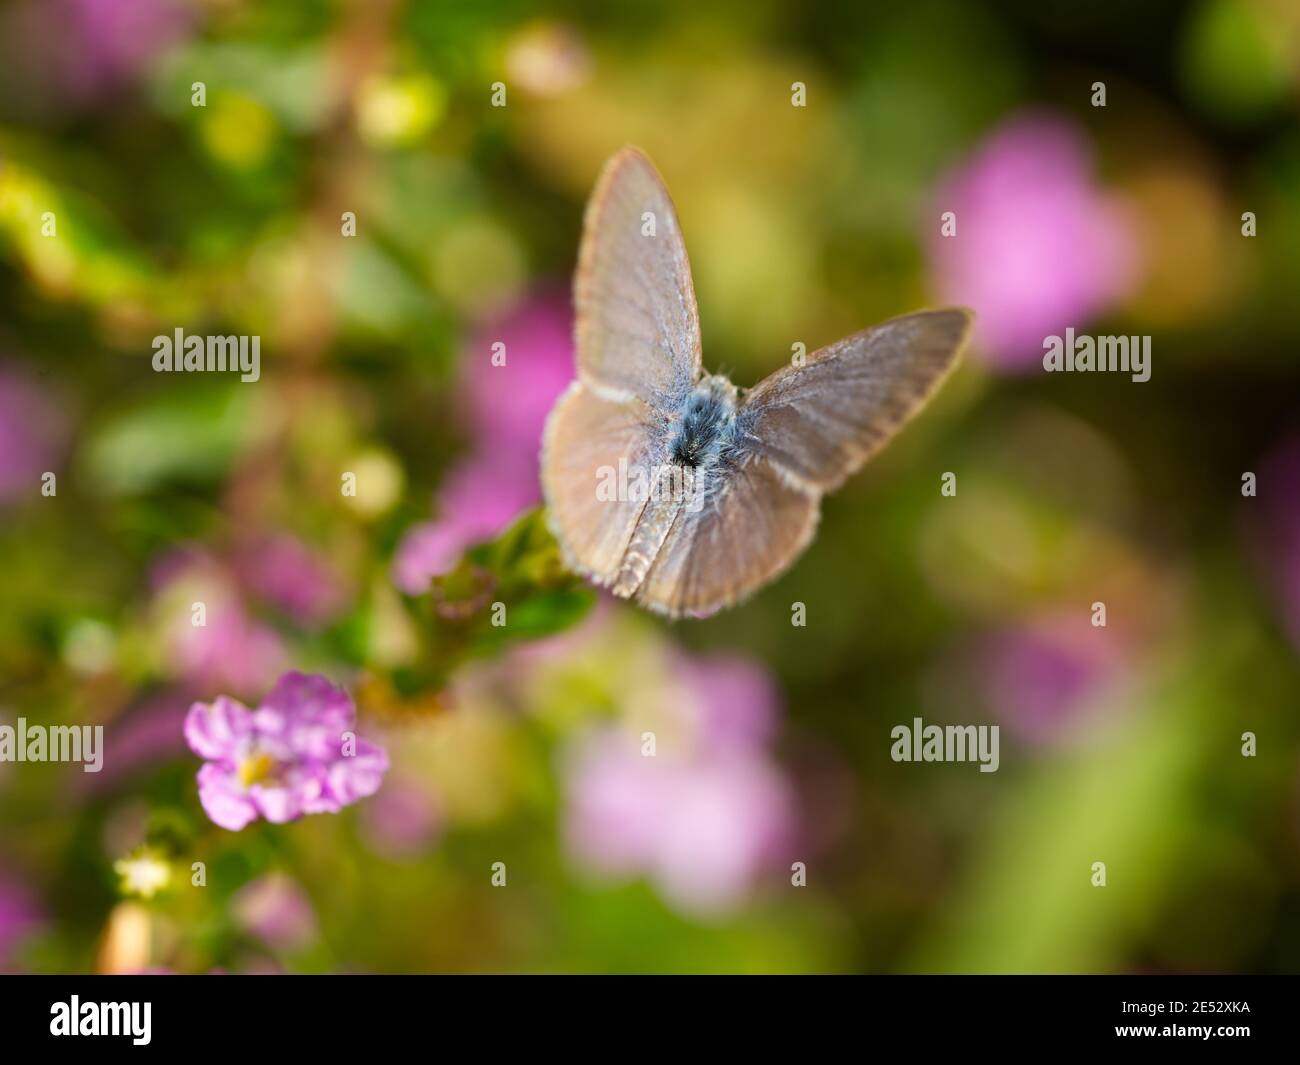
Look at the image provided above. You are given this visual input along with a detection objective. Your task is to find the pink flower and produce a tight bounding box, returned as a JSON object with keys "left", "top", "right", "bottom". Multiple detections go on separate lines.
{"left": 0, "top": 0, "right": 192, "bottom": 114}
{"left": 171, "top": 608, "right": 285, "bottom": 697}
{"left": 561, "top": 649, "right": 794, "bottom": 917}
{"left": 392, "top": 452, "right": 539, "bottom": 594}
{"left": 564, "top": 731, "right": 794, "bottom": 917}
{"left": 231, "top": 873, "right": 318, "bottom": 953}
{"left": 392, "top": 521, "right": 472, "bottom": 595}
{"left": 439, "top": 451, "right": 544, "bottom": 537}
{"left": 78, "top": 693, "right": 188, "bottom": 794}
{"left": 151, "top": 549, "right": 286, "bottom": 697}
{"left": 392, "top": 290, "right": 574, "bottom": 592}
{"left": 979, "top": 614, "right": 1127, "bottom": 745}
{"left": 184, "top": 672, "right": 388, "bottom": 831}
{"left": 360, "top": 779, "right": 442, "bottom": 859}
{"left": 676, "top": 652, "right": 781, "bottom": 753}
{"left": 235, "top": 535, "right": 347, "bottom": 628}
{"left": 462, "top": 291, "right": 576, "bottom": 454}
{"left": 928, "top": 111, "right": 1139, "bottom": 371}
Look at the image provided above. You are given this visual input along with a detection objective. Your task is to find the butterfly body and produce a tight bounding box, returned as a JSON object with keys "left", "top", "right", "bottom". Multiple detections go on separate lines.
{"left": 610, "top": 478, "right": 682, "bottom": 598}
{"left": 542, "top": 147, "right": 973, "bottom": 619}
{"left": 669, "top": 376, "right": 741, "bottom": 470}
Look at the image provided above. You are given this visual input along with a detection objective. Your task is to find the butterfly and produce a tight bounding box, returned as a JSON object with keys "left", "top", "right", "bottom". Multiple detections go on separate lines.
{"left": 542, "top": 146, "right": 972, "bottom": 619}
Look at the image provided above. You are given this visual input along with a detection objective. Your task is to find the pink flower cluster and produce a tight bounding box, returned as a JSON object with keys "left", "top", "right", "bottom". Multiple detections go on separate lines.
{"left": 185, "top": 672, "right": 388, "bottom": 831}
{"left": 563, "top": 654, "right": 795, "bottom": 917}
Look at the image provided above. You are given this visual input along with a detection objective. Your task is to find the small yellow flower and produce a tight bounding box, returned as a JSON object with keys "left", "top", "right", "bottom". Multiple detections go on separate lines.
{"left": 237, "top": 750, "right": 278, "bottom": 789}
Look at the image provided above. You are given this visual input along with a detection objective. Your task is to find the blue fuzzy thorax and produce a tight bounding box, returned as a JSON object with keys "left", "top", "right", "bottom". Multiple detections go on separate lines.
{"left": 669, "top": 376, "right": 742, "bottom": 471}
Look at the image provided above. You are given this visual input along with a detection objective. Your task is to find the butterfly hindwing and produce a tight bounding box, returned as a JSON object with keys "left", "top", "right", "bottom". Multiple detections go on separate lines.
{"left": 541, "top": 381, "right": 666, "bottom": 587}
{"left": 634, "top": 453, "right": 820, "bottom": 618}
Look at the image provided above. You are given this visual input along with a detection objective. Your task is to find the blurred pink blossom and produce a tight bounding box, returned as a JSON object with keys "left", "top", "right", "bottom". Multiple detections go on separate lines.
{"left": 564, "top": 731, "right": 794, "bottom": 917}
{"left": 928, "top": 111, "right": 1139, "bottom": 371}
{"left": 0, "top": 366, "right": 65, "bottom": 504}
{"left": 563, "top": 651, "right": 795, "bottom": 917}
{"left": 393, "top": 291, "right": 574, "bottom": 592}
{"left": 231, "top": 873, "right": 318, "bottom": 953}
{"left": 0, "top": 0, "right": 192, "bottom": 112}
{"left": 235, "top": 535, "right": 348, "bottom": 628}
{"left": 152, "top": 549, "right": 286, "bottom": 696}
{"left": 360, "top": 779, "right": 442, "bottom": 859}
{"left": 79, "top": 694, "right": 188, "bottom": 794}
{"left": 389, "top": 453, "right": 540, "bottom": 594}
{"left": 677, "top": 652, "right": 781, "bottom": 753}
{"left": 979, "top": 614, "right": 1128, "bottom": 745}
{"left": 462, "top": 292, "right": 576, "bottom": 453}
{"left": 169, "top": 605, "right": 285, "bottom": 695}
{"left": 392, "top": 521, "right": 470, "bottom": 594}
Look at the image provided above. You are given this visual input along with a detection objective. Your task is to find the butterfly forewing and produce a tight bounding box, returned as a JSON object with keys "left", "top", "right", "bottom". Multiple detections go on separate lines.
{"left": 737, "top": 309, "right": 972, "bottom": 491}
{"left": 574, "top": 147, "right": 701, "bottom": 404}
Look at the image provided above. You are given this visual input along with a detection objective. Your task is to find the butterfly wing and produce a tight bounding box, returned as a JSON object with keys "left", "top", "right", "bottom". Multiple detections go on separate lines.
{"left": 543, "top": 146, "right": 701, "bottom": 586}
{"left": 574, "top": 146, "right": 701, "bottom": 405}
{"left": 634, "top": 454, "right": 820, "bottom": 617}
{"left": 634, "top": 309, "right": 971, "bottom": 616}
{"left": 542, "top": 381, "right": 667, "bottom": 586}
{"left": 736, "top": 309, "right": 972, "bottom": 491}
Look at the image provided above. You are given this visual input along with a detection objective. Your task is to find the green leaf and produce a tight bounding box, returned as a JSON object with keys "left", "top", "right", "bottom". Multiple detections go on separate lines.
{"left": 393, "top": 507, "right": 596, "bottom": 696}
{"left": 83, "top": 384, "right": 270, "bottom": 495}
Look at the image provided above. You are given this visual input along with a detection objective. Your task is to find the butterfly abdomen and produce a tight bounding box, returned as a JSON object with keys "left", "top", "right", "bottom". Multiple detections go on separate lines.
{"left": 612, "top": 486, "right": 681, "bottom": 598}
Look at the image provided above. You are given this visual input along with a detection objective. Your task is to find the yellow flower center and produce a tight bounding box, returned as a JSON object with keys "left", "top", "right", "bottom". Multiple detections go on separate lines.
{"left": 237, "top": 751, "right": 278, "bottom": 789}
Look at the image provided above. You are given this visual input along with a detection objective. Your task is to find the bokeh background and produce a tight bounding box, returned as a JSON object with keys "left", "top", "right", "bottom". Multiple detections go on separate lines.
{"left": 1, "top": 0, "right": 1299, "bottom": 974}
